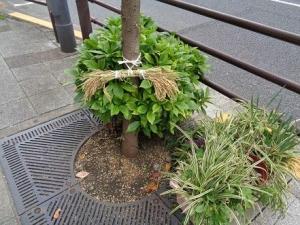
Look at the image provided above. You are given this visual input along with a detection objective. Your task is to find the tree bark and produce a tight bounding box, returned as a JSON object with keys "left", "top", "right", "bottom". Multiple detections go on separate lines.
{"left": 121, "top": 0, "right": 140, "bottom": 158}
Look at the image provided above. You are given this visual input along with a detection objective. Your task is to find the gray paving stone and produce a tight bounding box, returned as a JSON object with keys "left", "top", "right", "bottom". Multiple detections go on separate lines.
{"left": 0, "top": 217, "right": 19, "bottom": 225}
{"left": 0, "top": 176, "right": 14, "bottom": 216}
{"left": 5, "top": 18, "right": 38, "bottom": 32}
{"left": 275, "top": 198, "right": 300, "bottom": 225}
{"left": 4, "top": 48, "right": 75, "bottom": 69}
{"left": 0, "top": 71, "right": 25, "bottom": 105}
{"left": 44, "top": 56, "right": 77, "bottom": 72}
{"left": 0, "top": 104, "right": 79, "bottom": 139}
{"left": 12, "top": 63, "right": 50, "bottom": 81}
{"left": 289, "top": 179, "right": 300, "bottom": 200}
{"left": 19, "top": 74, "right": 60, "bottom": 96}
{"left": 0, "top": 29, "right": 46, "bottom": 46}
{"left": 0, "top": 98, "right": 36, "bottom": 130}
{"left": 51, "top": 69, "right": 74, "bottom": 85}
{"left": 0, "top": 40, "right": 57, "bottom": 58}
{"left": 4, "top": 52, "right": 42, "bottom": 68}
{"left": 0, "top": 56, "right": 8, "bottom": 69}
{"left": 38, "top": 48, "right": 76, "bottom": 62}
{"left": 64, "top": 83, "right": 77, "bottom": 97}
{"left": 0, "top": 24, "right": 11, "bottom": 33}
{"left": 0, "top": 169, "right": 18, "bottom": 225}
{"left": 29, "top": 87, "right": 73, "bottom": 114}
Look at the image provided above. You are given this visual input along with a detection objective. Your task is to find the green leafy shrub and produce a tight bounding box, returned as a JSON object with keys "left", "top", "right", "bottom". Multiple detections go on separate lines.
{"left": 71, "top": 16, "right": 209, "bottom": 137}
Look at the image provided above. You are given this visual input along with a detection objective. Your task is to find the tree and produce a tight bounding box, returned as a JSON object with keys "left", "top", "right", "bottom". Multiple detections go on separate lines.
{"left": 120, "top": 0, "right": 141, "bottom": 158}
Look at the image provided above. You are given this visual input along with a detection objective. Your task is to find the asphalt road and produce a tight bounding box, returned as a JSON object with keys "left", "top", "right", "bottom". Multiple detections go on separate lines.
{"left": 3, "top": 0, "right": 300, "bottom": 118}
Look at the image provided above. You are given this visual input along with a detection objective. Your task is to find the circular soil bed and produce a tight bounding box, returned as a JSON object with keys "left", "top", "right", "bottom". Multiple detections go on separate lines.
{"left": 74, "top": 128, "right": 170, "bottom": 203}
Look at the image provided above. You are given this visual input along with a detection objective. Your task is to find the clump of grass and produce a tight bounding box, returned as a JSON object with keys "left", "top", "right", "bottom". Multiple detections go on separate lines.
{"left": 232, "top": 101, "right": 299, "bottom": 212}
{"left": 165, "top": 122, "right": 266, "bottom": 225}
{"left": 0, "top": 13, "right": 6, "bottom": 21}
{"left": 167, "top": 101, "right": 299, "bottom": 224}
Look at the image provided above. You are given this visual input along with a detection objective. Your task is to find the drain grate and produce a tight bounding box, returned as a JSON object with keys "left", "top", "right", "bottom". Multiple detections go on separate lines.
{"left": 0, "top": 110, "right": 182, "bottom": 225}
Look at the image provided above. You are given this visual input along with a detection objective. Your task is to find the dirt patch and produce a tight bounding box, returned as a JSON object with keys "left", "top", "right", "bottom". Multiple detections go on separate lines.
{"left": 74, "top": 128, "right": 170, "bottom": 203}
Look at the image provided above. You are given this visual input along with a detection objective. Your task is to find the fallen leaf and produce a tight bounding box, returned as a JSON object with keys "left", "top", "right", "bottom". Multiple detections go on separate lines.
{"left": 149, "top": 171, "right": 161, "bottom": 181}
{"left": 164, "top": 163, "right": 171, "bottom": 172}
{"left": 76, "top": 171, "right": 89, "bottom": 179}
{"left": 144, "top": 181, "right": 159, "bottom": 193}
{"left": 53, "top": 208, "right": 61, "bottom": 220}
{"left": 78, "top": 153, "right": 85, "bottom": 161}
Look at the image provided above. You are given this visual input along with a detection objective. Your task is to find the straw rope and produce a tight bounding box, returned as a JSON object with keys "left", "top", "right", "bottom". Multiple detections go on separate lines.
{"left": 81, "top": 67, "right": 179, "bottom": 101}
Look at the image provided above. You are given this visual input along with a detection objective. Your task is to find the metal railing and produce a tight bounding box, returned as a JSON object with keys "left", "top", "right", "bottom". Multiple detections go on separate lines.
{"left": 75, "top": 0, "right": 300, "bottom": 101}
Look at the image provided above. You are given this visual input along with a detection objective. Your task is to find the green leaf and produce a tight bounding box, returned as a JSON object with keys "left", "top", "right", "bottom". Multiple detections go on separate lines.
{"left": 112, "top": 84, "right": 124, "bottom": 99}
{"left": 150, "top": 124, "right": 158, "bottom": 134}
{"left": 121, "top": 83, "right": 137, "bottom": 93}
{"left": 152, "top": 103, "right": 161, "bottom": 113}
{"left": 120, "top": 105, "right": 131, "bottom": 120}
{"left": 144, "top": 53, "right": 155, "bottom": 64}
{"left": 137, "top": 105, "right": 148, "bottom": 114}
{"left": 147, "top": 111, "right": 156, "bottom": 125}
{"left": 84, "top": 39, "right": 97, "bottom": 48}
{"left": 127, "top": 121, "right": 140, "bottom": 133}
{"left": 83, "top": 60, "right": 98, "bottom": 69}
{"left": 110, "top": 104, "right": 120, "bottom": 116}
{"left": 140, "top": 80, "right": 152, "bottom": 89}
{"left": 126, "top": 101, "right": 136, "bottom": 111}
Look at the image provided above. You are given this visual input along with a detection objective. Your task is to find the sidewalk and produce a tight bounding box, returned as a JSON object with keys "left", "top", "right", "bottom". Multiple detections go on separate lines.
{"left": 0, "top": 15, "right": 299, "bottom": 225}
{"left": 0, "top": 16, "right": 78, "bottom": 225}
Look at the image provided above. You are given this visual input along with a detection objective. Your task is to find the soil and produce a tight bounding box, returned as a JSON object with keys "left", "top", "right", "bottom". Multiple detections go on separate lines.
{"left": 74, "top": 128, "right": 170, "bottom": 203}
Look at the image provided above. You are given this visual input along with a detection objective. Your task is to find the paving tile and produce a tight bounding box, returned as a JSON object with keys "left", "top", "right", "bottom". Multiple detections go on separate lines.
{"left": 29, "top": 87, "right": 73, "bottom": 114}
{"left": 252, "top": 207, "right": 281, "bottom": 225}
{"left": 12, "top": 63, "right": 50, "bottom": 81}
{"left": 19, "top": 74, "right": 60, "bottom": 97}
{"left": 0, "top": 98, "right": 36, "bottom": 130}
{"left": 52, "top": 69, "right": 74, "bottom": 85}
{"left": 0, "top": 169, "right": 18, "bottom": 225}
{"left": 0, "top": 24, "right": 11, "bottom": 33}
{"left": 0, "top": 71, "right": 25, "bottom": 105}
{"left": 4, "top": 53, "right": 42, "bottom": 68}
{"left": 44, "top": 56, "right": 77, "bottom": 72}
{"left": 64, "top": 83, "right": 77, "bottom": 97}
{"left": 38, "top": 48, "right": 76, "bottom": 62}
{"left": 4, "top": 48, "right": 75, "bottom": 69}
{"left": 0, "top": 56, "right": 8, "bottom": 69}
{"left": 0, "top": 40, "right": 57, "bottom": 58}
{"left": 0, "top": 29, "right": 46, "bottom": 46}
{"left": 289, "top": 179, "right": 300, "bottom": 200}
{"left": 5, "top": 18, "right": 38, "bottom": 32}
{"left": 0, "top": 104, "right": 79, "bottom": 139}
{"left": 0, "top": 217, "right": 19, "bottom": 225}
{"left": 275, "top": 198, "right": 300, "bottom": 225}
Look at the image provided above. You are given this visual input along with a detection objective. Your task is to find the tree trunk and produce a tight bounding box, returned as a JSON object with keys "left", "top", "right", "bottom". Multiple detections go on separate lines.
{"left": 121, "top": 0, "right": 140, "bottom": 158}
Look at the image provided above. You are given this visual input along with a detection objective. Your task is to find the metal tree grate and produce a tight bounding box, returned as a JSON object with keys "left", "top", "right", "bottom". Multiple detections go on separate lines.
{"left": 0, "top": 110, "right": 182, "bottom": 225}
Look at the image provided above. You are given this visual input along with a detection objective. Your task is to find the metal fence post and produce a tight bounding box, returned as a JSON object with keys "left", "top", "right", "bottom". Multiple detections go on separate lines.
{"left": 76, "top": 0, "right": 93, "bottom": 40}
{"left": 46, "top": 0, "right": 76, "bottom": 53}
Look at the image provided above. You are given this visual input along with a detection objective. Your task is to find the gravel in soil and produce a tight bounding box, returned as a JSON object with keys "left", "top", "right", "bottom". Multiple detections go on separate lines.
{"left": 75, "top": 128, "right": 170, "bottom": 203}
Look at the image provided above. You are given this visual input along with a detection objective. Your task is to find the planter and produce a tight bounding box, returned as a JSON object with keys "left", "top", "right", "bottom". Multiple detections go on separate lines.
{"left": 249, "top": 153, "right": 269, "bottom": 184}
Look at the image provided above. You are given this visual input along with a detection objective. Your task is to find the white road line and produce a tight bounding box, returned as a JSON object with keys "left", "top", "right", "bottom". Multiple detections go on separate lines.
{"left": 271, "top": 0, "right": 300, "bottom": 8}
{"left": 13, "top": 2, "right": 34, "bottom": 7}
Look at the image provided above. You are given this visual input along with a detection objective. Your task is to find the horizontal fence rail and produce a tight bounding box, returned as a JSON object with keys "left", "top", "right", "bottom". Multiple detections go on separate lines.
{"left": 156, "top": 0, "right": 300, "bottom": 46}
{"left": 77, "top": 0, "right": 300, "bottom": 101}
